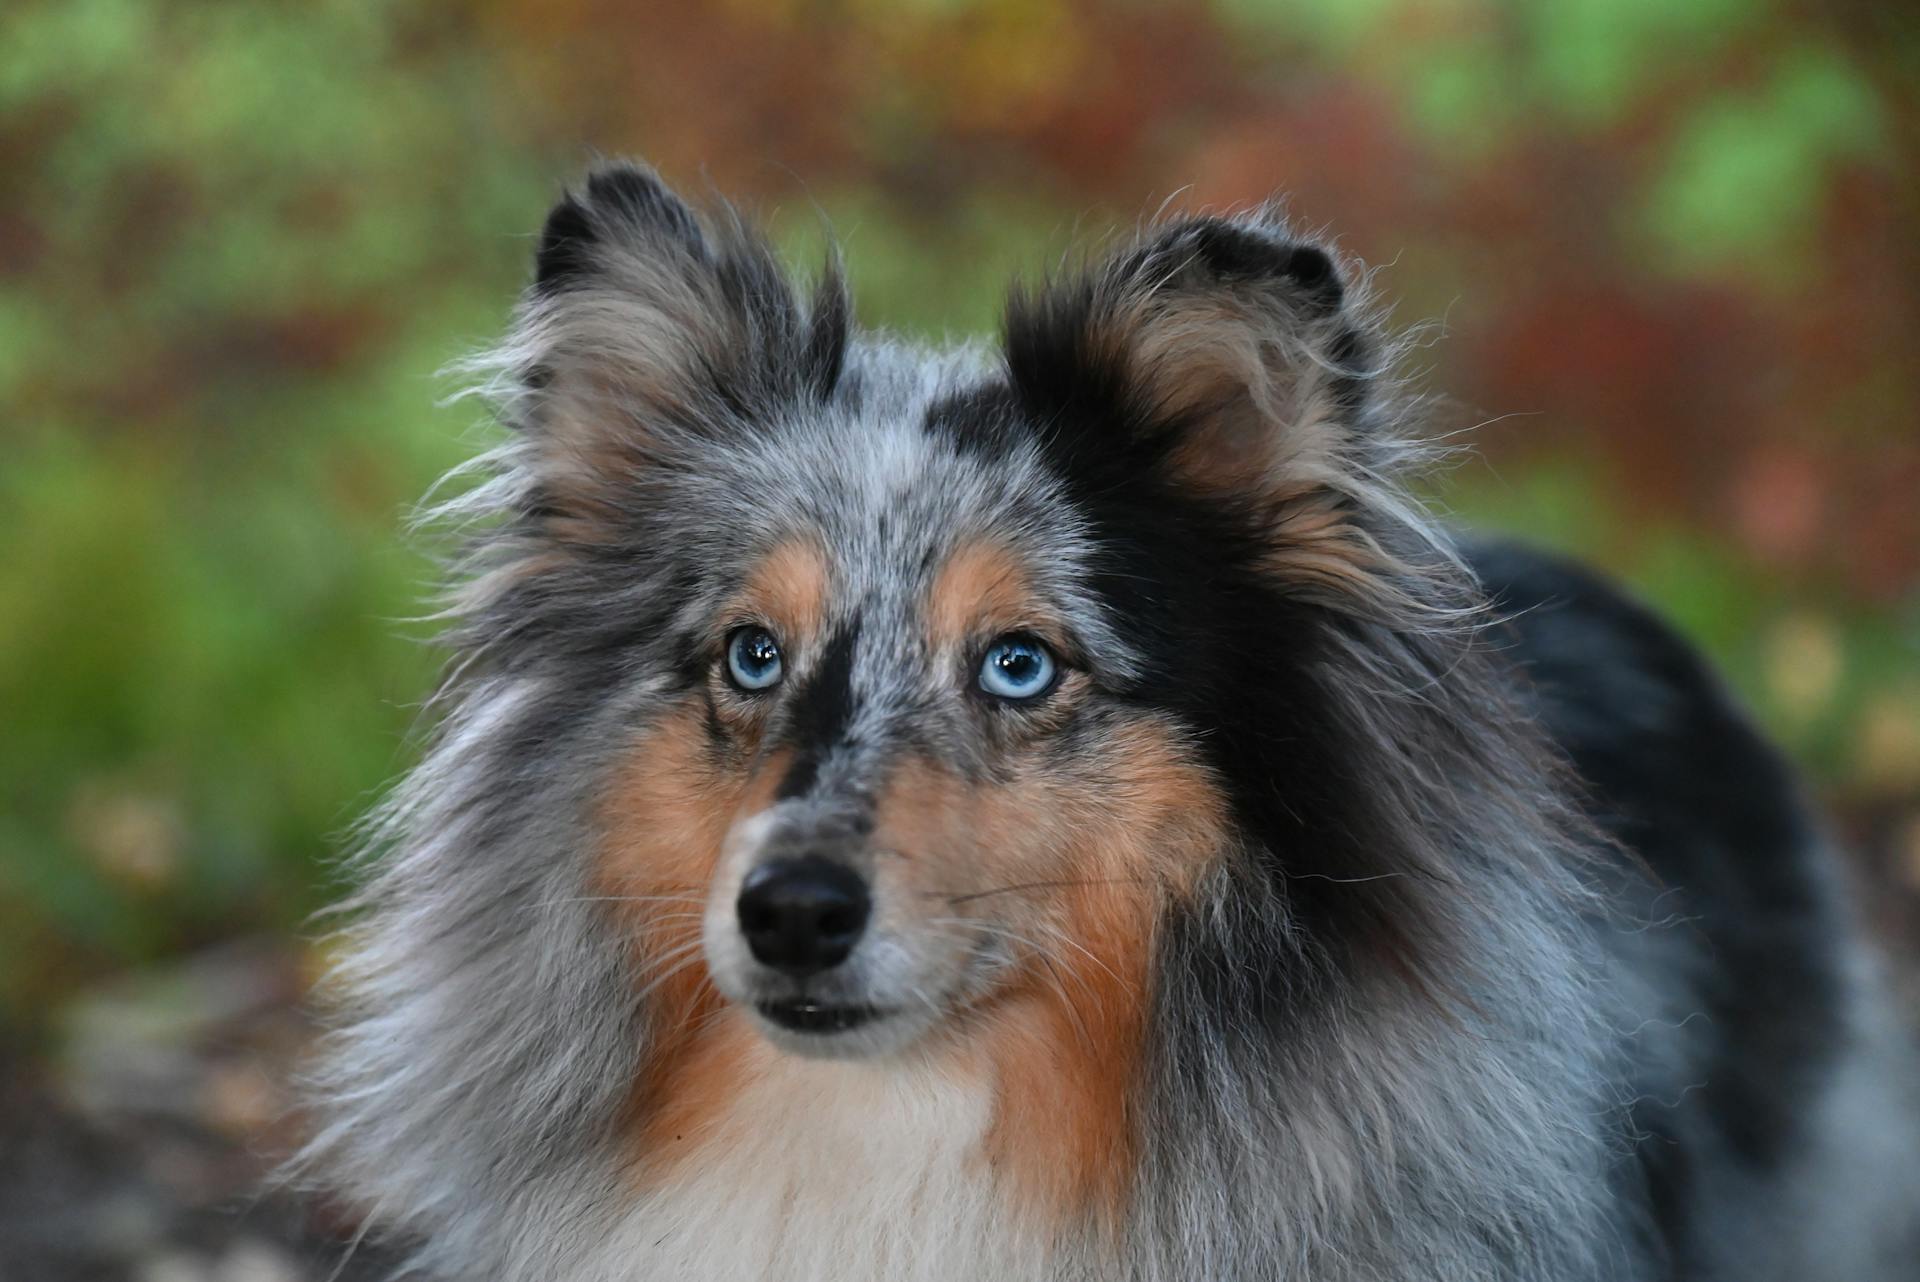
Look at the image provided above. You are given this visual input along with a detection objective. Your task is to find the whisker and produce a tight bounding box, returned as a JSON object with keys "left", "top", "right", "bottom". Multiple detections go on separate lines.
{"left": 620, "top": 912, "right": 710, "bottom": 931}
{"left": 1033, "top": 951, "right": 1099, "bottom": 1051}
{"left": 1022, "top": 918, "right": 1129, "bottom": 990}
{"left": 639, "top": 931, "right": 712, "bottom": 958}
{"left": 632, "top": 938, "right": 708, "bottom": 976}
{"left": 932, "top": 877, "right": 1147, "bottom": 905}
{"left": 633, "top": 944, "right": 712, "bottom": 1003}
{"left": 925, "top": 917, "right": 1112, "bottom": 1012}
{"left": 674, "top": 999, "right": 740, "bottom": 1042}
{"left": 533, "top": 893, "right": 707, "bottom": 908}
{"left": 1280, "top": 871, "right": 1407, "bottom": 885}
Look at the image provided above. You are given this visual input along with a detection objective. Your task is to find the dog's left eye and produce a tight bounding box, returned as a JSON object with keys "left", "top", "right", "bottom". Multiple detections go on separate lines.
{"left": 977, "top": 635, "right": 1058, "bottom": 700}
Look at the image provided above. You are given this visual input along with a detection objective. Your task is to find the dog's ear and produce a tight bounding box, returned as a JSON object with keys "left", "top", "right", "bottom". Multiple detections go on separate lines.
{"left": 1004, "top": 215, "right": 1430, "bottom": 615}
{"left": 495, "top": 162, "right": 848, "bottom": 523}
{"left": 532, "top": 163, "right": 710, "bottom": 295}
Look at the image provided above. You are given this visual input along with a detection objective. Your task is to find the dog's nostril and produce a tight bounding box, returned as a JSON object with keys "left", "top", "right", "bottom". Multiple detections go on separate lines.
{"left": 817, "top": 904, "right": 860, "bottom": 937}
{"left": 736, "top": 855, "right": 871, "bottom": 978}
{"left": 737, "top": 896, "right": 777, "bottom": 936}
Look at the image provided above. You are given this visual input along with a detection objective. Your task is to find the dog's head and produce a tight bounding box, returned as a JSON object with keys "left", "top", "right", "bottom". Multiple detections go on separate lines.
{"left": 459, "top": 163, "right": 1449, "bottom": 1078}
{"left": 316, "top": 164, "right": 1611, "bottom": 1264}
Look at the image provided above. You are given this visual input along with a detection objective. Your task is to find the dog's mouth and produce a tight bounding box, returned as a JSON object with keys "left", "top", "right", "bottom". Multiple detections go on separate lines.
{"left": 754, "top": 1000, "right": 887, "bottom": 1035}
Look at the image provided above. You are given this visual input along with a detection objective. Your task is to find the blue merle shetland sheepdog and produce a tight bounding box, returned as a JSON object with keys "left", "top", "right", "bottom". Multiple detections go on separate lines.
{"left": 305, "top": 161, "right": 1920, "bottom": 1280}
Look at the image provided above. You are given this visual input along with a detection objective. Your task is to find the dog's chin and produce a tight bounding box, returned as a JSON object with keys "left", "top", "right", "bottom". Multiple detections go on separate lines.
{"left": 744, "top": 997, "right": 944, "bottom": 1060}
{"left": 703, "top": 926, "right": 988, "bottom": 1062}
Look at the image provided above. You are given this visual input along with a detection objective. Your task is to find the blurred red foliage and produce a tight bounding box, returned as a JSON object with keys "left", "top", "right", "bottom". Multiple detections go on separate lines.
{"left": 465, "top": 0, "right": 1918, "bottom": 601}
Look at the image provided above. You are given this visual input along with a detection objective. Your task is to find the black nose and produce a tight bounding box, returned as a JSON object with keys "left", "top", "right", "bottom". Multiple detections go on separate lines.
{"left": 736, "top": 856, "right": 871, "bottom": 977}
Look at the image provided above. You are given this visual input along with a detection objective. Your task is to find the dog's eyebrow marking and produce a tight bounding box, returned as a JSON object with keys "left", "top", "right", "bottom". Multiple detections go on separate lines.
{"left": 926, "top": 540, "right": 1036, "bottom": 651}
{"left": 739, "top": 539, "right": 831, "bottom": 643}
{"left": 777, "top": 615, "right": 862, "bottom": 799}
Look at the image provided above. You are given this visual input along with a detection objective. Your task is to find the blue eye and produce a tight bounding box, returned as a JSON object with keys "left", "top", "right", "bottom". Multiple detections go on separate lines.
{"left": 726, "top": 627, "right": 785, "bottom": 692}
{"left": 977, "top": 635, "right": 1058, "bottom": 700}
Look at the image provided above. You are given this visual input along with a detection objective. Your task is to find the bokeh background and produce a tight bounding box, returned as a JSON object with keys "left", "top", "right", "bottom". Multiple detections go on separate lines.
{"left": 3, "top": 1, "right": 1917, "bottom": 1277}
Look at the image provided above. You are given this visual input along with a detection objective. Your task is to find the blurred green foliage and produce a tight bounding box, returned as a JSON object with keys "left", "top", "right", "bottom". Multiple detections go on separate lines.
{"left": 1, "top": 0, "right": 1915, "bottom": 1025}
{"left": 0, "top": 0, "right": 545, "bottom": 1022}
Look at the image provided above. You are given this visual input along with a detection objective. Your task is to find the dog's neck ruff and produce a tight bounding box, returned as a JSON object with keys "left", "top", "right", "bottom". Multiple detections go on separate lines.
{"left": 583, "top": 1039, "right": 1066, "bottom": 1282}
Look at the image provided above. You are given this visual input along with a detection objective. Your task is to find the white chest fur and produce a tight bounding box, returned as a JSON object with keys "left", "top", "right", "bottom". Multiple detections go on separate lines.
{"left": 577, "top": 1046, "right": 1064, "bottom": 1282}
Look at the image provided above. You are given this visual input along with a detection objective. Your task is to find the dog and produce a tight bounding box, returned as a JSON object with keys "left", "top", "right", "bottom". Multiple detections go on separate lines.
{"left": 304, "top": 161, "right": 1920, "bottom": 1280}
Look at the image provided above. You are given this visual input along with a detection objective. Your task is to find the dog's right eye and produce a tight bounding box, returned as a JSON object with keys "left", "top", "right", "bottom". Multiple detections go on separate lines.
{"left": 725, "top": 626, "right": 785, "bottom": 692}
{"left": 977, "top": 634, "right": 1058, "bottom": 701}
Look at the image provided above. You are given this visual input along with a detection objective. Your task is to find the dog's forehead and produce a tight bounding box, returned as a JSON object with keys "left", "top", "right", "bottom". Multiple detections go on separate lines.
{"left": 723, "top": 376, "right": 1081, "bottom": 609}
{"left": 661, "top": 351, "right": 1139, "bottom": 680}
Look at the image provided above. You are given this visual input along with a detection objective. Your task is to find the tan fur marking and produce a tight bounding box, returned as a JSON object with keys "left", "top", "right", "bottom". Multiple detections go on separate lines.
{"left": 596, "top": 713, "right": 793, "bottom": 1166}
{"left": 870, "top": 720, "right": 1228, "bottom": 1229}
{"left": 926, "top": 541, "right": 1041, "bottom": 650}
{"left": 1126, "top": 294, "right": 1340, "bottom": 500}
{"left": 596, "top": 530, "right": 1231, "bottom": 1231}
{"left": 738, "top": 538, "right": 831, "bottom": 643}
{"left": 596, "top": 706, "right": 740, "bottom": 1020}
{"left": 1095, "top": 285, "right": 1417, "bottom": 615}
{"left": 976, "top": 720, "right": 1223, "bottom": 1228}
{"left": 636, "top": 1010, "right": 762, "bottom": 1159}
{"left": 640, "top": 752, "right": 799, "bottom": 1167}
{"left": 1261, "top": 493, "right": 1430, "bottom": 615}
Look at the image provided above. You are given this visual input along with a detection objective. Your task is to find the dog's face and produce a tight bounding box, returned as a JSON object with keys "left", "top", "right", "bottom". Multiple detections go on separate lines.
{"left": 477, "top": 166, "right": 1414, "bottom": 1079}
{"left": 570, "top": 332, "right": 1231, "bottom": 1063}
{"left": 616, "top": 445, "right": 1227, "bottom": 1062}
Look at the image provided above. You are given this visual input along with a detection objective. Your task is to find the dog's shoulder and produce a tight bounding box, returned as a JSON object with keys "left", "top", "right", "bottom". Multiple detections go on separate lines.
{"left": 1468, "top": 537, "right": 1880, "bottom": 1270}
{"left": 1466, "top": 537, "right": 1819, "bottom": 871}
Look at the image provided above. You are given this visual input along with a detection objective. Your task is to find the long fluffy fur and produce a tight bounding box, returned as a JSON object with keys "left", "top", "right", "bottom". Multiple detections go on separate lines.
{"left": 302, "top": 162, "right": 1919, "bottom": 1280}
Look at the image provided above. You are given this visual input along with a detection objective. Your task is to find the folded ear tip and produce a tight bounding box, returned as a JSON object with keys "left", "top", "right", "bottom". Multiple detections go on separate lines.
{"left": 534, "top": 192, "right": 597, "bottom": 292}
{"left": 533, "top": 161, "right": 703, "bottom": 291}
{"left": 582, "top": 162, "right": 701, "bottom": 240}
{"left": 1178, "top": 218, "right": 1276, "bottom": 279}
{"left": 582, "top": 158, "right": 663, "bottom": 195}
{"left": 1275, "top": 242, "right": 1342, "bottom": 309}
{"left": 1168, "top": 218, "right": 1345, "bottom": 312}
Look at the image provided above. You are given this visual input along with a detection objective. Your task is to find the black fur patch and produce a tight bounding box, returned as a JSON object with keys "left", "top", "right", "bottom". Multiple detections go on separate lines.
{"left": 583, "top": 165, "right": 705, "bottom": 244}
{"left": 777, "top": 618, "right": 862, "bottom": 800}
{"left": 986, "top": 222, "right": 1437, "bottom": 986}
{"left": 929, "top": 376, "right": 1447, "bottom": 994}
{"left": 533, "top": 193, "right": 599, "bottom": 293}
{"left": 1170, "top": 218, "right": 1345, "bottom": 312}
